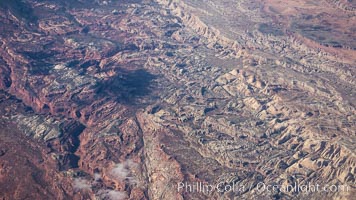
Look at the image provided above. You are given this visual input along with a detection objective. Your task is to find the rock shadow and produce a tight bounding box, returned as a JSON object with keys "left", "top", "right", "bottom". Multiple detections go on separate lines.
{"left": 96, "top": 69, "right": 157, "bottom": 105}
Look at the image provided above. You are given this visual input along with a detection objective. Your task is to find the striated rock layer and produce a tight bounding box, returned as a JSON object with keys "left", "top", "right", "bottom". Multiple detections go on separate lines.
{"left": 0, "top": 0, "right": 355, "bottom": 199}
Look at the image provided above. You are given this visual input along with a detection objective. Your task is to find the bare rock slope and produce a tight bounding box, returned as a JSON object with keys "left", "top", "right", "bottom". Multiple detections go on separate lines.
{"left": 0, "top": 0, "right": 355, "bottom": 199}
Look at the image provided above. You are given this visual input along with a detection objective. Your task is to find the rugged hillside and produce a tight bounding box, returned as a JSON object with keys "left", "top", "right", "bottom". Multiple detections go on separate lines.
{"left": 0, "top": 0, "right": 355, "bottom": 199}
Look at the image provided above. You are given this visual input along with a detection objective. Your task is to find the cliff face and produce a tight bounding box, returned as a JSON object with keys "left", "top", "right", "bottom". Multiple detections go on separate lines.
{"left": 0, "top": 92, "right": 77, "bottom": 199}
{"left": 0, "top": 0, "right": 355, "bottom": 199}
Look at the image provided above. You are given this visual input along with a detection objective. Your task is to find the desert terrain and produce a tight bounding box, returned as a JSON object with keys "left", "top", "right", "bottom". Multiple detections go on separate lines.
{"left": 0, "top": 0, "right": 355, "bottom": 199}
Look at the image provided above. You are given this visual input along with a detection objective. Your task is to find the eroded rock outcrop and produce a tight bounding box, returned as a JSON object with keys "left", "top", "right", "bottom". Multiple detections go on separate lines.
{"left": 0, "top": 0, "right": 355, "bottom": 199}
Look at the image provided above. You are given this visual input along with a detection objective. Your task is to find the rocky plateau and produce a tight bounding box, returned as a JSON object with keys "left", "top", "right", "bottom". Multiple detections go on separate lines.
{"left": 0, "top": 0, "right": 355, "bottom": 199}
